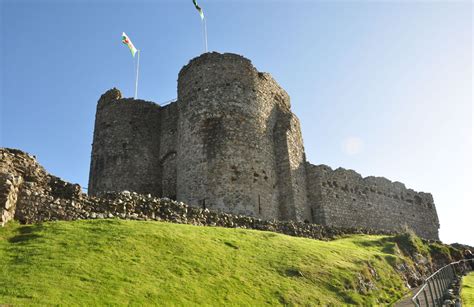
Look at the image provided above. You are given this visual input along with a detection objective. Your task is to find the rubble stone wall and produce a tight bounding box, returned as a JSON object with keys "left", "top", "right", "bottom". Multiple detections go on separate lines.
{"left": 0, "top": 174, "right": 23, "bottom": 226}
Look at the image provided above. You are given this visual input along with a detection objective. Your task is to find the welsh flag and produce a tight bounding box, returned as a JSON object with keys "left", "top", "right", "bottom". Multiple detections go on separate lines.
{"left": 122, "top": 32, "right": 138, "bottom": 57}
{"left": 193, "top": 0, "right": 204, "bottom": 20}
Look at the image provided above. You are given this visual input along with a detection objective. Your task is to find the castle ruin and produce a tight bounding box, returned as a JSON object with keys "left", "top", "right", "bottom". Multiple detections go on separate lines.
{"left": 88, "top": 52, "right": 440, "bottom": 240}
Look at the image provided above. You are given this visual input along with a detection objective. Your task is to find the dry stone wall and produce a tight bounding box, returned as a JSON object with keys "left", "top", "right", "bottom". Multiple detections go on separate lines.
{"left": 305, "top": 163, "right": 440, "bottom": 240}
{"left": 1, "top": 148, "right": 47, "bottom": 226}
{"left": 0, "top": 174, "right": 23, "bottom": 226}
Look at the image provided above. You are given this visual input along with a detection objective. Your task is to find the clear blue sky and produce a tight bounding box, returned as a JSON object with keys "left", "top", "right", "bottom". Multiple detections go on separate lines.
{"left": 1, "top": 0, "right": 472, "bottom": 245}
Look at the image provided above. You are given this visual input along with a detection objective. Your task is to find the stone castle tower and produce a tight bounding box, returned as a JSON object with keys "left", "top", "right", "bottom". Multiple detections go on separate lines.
{"left": 88, "top": 52, "right": 440, "bottom": 240}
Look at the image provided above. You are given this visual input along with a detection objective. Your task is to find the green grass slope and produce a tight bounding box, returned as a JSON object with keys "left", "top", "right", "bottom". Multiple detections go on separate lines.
{"left": 462, "top": 272, "right": 474, "bottom": 306}
{"left": 0, "top": 220, "right": 413, "bottom": 305}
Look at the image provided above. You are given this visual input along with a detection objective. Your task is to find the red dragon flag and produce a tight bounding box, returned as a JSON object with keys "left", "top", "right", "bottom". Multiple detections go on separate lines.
{"left": 122, "top": 32, "right": 138, "bottom": 58}
{"left": 120, "top": 32, "right": 140, "bottom": 99}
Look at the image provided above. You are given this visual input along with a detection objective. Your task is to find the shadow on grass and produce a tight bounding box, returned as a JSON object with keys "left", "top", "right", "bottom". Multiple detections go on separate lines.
{"left": 224, "top": 241, "right": 239, "bottom": 249}
{"left": 284, "top": 267, "right": 305, "bottom": 278}
{"left": 351, "top": 237, "right": 392, "bottom": 248}
{"left": 8, "top": 224, "right": 44, "bottom": 244}
{"left": 4, "top": 224, "right": 46, "bottom": 266}
{"left": 384, "top": 254, "right": 399, "bottom": 267}
{"left": 326, "top": 283, "right": 358, "bottom": 305}
{"left": 351, "top": 237, "right": 398, "bottom": 255}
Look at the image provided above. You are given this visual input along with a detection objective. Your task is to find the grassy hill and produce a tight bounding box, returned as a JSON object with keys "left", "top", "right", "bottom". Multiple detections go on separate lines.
{"left": 462, "top": 272, "right": 474, "bottom": 305}
{"left": 0, "top": 219, "right": 432, "bottom": 305}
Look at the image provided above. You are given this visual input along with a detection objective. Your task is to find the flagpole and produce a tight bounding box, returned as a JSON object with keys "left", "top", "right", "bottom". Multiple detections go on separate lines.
{"left": 203, "top": 17, "right": 208, "bottom": 53}
{"left": 135, "top": 50, "right": 140, "bottom": 99}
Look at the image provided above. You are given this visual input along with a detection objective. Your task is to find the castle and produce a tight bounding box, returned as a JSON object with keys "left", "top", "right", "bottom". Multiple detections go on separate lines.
{"left": 88, "top": 52, "right": 440, "bottom": 240}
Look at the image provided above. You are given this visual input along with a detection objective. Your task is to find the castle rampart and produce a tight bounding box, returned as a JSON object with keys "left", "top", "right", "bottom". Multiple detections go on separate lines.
{"left": 87, "top": 52, "right": 440, "bottom": 240}
{"left": 305, "top": 164, "right": 440, "bottom": 240}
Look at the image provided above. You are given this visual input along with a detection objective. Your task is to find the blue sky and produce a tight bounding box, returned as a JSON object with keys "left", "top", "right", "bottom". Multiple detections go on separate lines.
{"left": 1, "top": 0, "right": 472, "bottom": 245}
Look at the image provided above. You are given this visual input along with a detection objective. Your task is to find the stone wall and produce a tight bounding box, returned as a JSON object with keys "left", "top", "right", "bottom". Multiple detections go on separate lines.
{"left": 0, "top": 174, "right": 23, "bottom": 226}
{"left": 158, "top": 102, "right": 179, "bottom": 199}
{"left": 0, "top": 148, "right": 47, "bottom": 226}
{"left": 305, "top": 163, "right": 440, "bottom": 240}
{"left": 1, "top": 147, "right": 398, "bottom": 242}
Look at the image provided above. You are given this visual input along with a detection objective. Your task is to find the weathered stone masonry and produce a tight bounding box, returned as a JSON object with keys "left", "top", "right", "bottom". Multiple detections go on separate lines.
{"left": 87, "top": 52, "right": 440, "bottom": 240}
{"left": 0, "top": 147, "right": 399, "bottom": 241}
{"left": 89, "top": 53, "right": 309, "bottom": 223}
{"left": 306, "top": 164, "right": 439, "bottom": 240}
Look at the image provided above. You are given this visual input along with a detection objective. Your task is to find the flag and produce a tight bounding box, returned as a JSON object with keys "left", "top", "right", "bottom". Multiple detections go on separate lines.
{"left": 193, "top": 0, "right": 204, "bottom": 20}
{"left": 122, "top": 32, "right": 138, "bottom": 57}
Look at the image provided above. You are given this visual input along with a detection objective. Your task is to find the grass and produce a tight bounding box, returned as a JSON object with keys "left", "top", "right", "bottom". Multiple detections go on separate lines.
{"left": 0, "top": 219, "right": 414, "bottom": 305}
{"left": 462, "top": 272, "right": 474, "bottom": 306}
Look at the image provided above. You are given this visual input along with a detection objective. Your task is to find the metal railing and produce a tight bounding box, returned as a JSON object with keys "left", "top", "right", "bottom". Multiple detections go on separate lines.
{"left": 412, "top": 258, "right": 474, "bottom": 306}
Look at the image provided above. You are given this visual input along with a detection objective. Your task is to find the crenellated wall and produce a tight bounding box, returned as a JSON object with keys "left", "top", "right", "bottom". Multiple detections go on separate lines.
{"left": 305, "top": 163, "right": 440, "bottom": 240}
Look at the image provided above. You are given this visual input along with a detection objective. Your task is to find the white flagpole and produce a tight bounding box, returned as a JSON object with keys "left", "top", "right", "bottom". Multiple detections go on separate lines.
{"left": 135, "top": 50, "right": 140, "bottom": 99}
{"left": 203, "top": 17, "right": 208, "bottom": 53}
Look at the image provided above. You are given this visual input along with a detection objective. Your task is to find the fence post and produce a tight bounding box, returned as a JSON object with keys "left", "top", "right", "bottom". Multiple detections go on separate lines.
{"left": 434, "top": 275, "right": 443, "bottom": 305}
{"left": 441, "top": 268, "right": 448, "bottom": 291}
{"left": 427, "top": 280, "right": 435, "bottom": 306}
{"left": 448, "top": 264, "right": 454, "bottom": 281}
{"left": 411, "top": 260, "right": 474, "bottom": 305}
{"left": 439, "top": 268, "right": 445, "bottom": 292}
{"left": 422, "top": 288, "right": 429, "bottom": 307}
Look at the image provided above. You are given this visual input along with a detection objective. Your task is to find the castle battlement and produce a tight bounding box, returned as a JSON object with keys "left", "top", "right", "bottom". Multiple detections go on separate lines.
{"left": 88, "top": 52, "right": 440, "bottom": 240}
